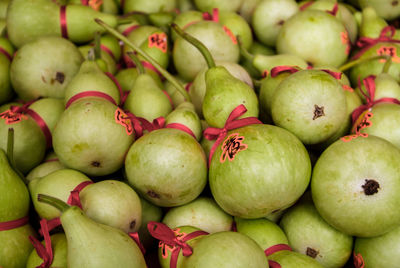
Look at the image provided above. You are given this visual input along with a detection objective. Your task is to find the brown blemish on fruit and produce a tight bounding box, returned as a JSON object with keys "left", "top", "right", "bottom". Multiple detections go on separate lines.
{"left": 41, "top": 75, "right": 46, "bottom": 83}
{"left": 147, "top": 190, "right": 160, "bottom": 199}
{"left": 362, "top": 179, "right": 380, "bottom": 195}
{"left": 277, "top": 19, "right": 285, "bottom": 26}
{"left": 91, "top": 161, "right": 101, "bottom": 167}
{"left": 392, "top": 0, "right": 399, "bottom": 6}
{"left": 55, "top": 72, "right": 65, "bottom": 84}
{"left": 306, "top": 247, "right": 319, "bottom": 258}
{"left": 313, "top": 105, "right": 325, "bottom": 120}
{"left": 130, "top": 220, "right": 136, "bottom": 230}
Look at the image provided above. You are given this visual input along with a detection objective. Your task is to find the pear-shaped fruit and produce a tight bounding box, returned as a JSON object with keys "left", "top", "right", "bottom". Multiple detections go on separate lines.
{"left": 80, "top": 180, "right": 142, "bottom": 233}
{"left": 311, "top": 135, "right": 400, "bottom": 237}
{"left": 359, "top": 6, "right": 388, "bottom": 38}
{"left": 78, "top": 44, "right": 117, "bottom": 74}
{"left": 162, "top": 197, "right": 233, "bottom": 233}
{"left": 10, "top": 36, "right": 83, "bottom": 100}
{"left": 125, "top": 128, "right": 207, "bottom": 207}
{"left": 219, "top": 11, "right": 253, "bottom": 49}
{"left": 358, "top": 73, "right": 400, "bottom": 102}
{"left": 29, "top": 168, "right": 92, "bottom": 220}
{"left": 122, "top": 0, "right": 177, "bottom": 13}
{"left": 238, "top": 0, "right": 261, "bottom": 23}
{"left": 26, "top": 233, "right": 68, "bottom": 268}
{"left": 53, "top": 98, "right": 134, "bottom": 176}
{"left": 26, "top": 158, "right": 65, "bottom": 182}
{"left": 163, "top": 75, "right": 191, "bottom": 108}
{"left": 252, "top": 0, "right": 299, "bottom": 47}
{"left": 358, "top": 0, "right": 400, "bottom": 20}
{"left": 171, "top": 10, "right": 204, "bottom": 41}
{"left": 240, "top": 41, "right": 275, "bottom": 79}
{"left": 38, "top": 194, "right": 147, "bottom": 268}
{"left": 28, "top": 98, "right": 65, "bottom": 137}
{"left": 165, "top": 102, "right": 202, "bottom": 140}
{"left": 194, "top": 0, "right": 243, "bottom": 12}
{"left": 252, "top": 54, "right": 308, "bottom": 77}
{"left": 123, "top": 74, "right": 172, "bottom": 122}
{"left": 182, "top": 231, "right": 269, "bottom": 267}
{"left": 209, "top": 124, "right": 311, "bottom": 218}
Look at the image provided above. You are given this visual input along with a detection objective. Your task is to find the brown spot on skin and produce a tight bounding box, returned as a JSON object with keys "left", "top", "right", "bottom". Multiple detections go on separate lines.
{"left": 393, "top": 0, "right": 399, "bottom": 6}
{"left": 277, "top": 19, "right": 285, "bottom": 26}
{"left": 306, "top": 247, "right": 319, "bottom": 258}
{"left": 41, "top": 75, "right": 46, "bottom": 83}
{"left": 130, "top": 220, "right": 136, "bottom": 230}
{"left": 313, "top": 105, "right": 325, "bottom": 120}
{"left": 362, "top": 179, "right": 380, "bottom": 195}
{"left": 55, "top": 72, "right": 65, "bottom": 84}
{"left": 91, "top": 161, "right": 101, "bottom": 167}
{"left": 147, "top": 190, "right": 160, "bottom": 199}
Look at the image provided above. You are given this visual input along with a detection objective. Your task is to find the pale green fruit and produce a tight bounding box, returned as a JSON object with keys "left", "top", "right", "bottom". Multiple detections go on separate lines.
{"left": 268, "top": 250, "right": 324, "bottom": 267}
{"left": 219, "top": 11, "right": 253, "bottom": 49}
{"left": 252, "top": 54, "right": 308, "bottom": 77}
{"left": 53, "top": 98, "right": 134, "bottom": 176}
{"left": 359, "top": 6, "right": 388, "bottom": 38}
{"left": 29, "top": 169, "right": 92, "bottom": 220}
{"left": 26, "top": 160, "right": 65, "bottom": 182}
{"left": 312, "top": 135, "right": 400, "bottom": 237}
{"left": 165, "top": 102, "right": 202, "bottom": 141}
{"left": 28, "top": 98, "right": 65, "bottom": 136}
{"left": 123, "top": 0, "right": 177, "bottom": 13}
{"left": 80, "top": 180, "right": 142, "bottom": 233}
{"left": 238, "top": 0, "right": 261, "bottom": 23}
{"left": 194, "top": 0, "right": 243, "bottom": 12}
{"left": 356, "top": 73, "right": 400, "bottom": 102}
{"left": 78, "top": 45, "right": 117, "bottom": 75}
{"left": 162, "top": 197, "right": 233, "bottom": 233}
{"left": 26, "top": 233, "right": 68, "bottom": 268}
{"left": 125, "top": 128, "right": 207, "bottom": 207}
{"left": 358, "top": 0, "right": 400, "bottom": 20}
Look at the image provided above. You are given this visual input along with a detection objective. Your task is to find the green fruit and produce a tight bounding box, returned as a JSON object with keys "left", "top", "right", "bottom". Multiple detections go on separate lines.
{"left": 165, "top": 102, "right": 202, "bottom": 141}
{"left": 311, "top": 135, "right": 400, "bottom": 237}
{"left": 359, "top": 6, "right": 388, "bottom": 38}
{"left": 219, "top": 11, "right": 253, "bottom": 49}
{"left": 194, "top": 0, "right": 243, "bottom": 12}
{"left": 123, "top": 0, "right": 177, "bottom": 13}
{"left": 268, "top": 250, "right": 324, "bottom": 268}
{"left": 26, "top": 233, "right": 68, "bottom": 268}
{"left": 358, "top": 0, "right": 400, "bottom": 20}
{"left": 125, "top": 128, "right": 207, "bottom": 207}
{"left": 209, "top": 124, "right": 311, "bottom": 218}
{"left": 115, "top": 67, "right": 163, "bottom": 92}
{"left": 252, "top": 54, "right": 308, "bottom": 77}
{"left": 26, "top": 159, "right": 65, "bottom": 182}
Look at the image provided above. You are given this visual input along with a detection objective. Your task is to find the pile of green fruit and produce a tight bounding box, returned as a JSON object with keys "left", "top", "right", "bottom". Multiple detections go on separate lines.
{"left": 1, "top": 0, "right": 400, "bottom": 267}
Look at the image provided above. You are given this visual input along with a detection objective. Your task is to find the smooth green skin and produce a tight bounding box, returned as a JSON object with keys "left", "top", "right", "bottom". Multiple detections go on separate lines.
{"left": 191, "top": 62, "right": 253, "bottom": 118}
{"left": 210, "top": 124, "right": 311, "bottom": 218}
{"left": 357, "top": 103, "right": 400, "bottom": 149}
{"left": 158, "top": 225, "right": 207, "bottom": 268}
{"left": 60, "top": 205, "right": 146, "bottom": 268}
{"left": 349, "top": 43, "right": 400, "bottom": 85}
{"left": 354, "top": 225, "right": 400, "bottom": 267}
{"left": 358, "top": 0, "right": 400, "bottom": 20}
{"left": 252, "top": 54, "right": 308, "bottom": 77}
{"left": 123, "top": 74, "right": 172, "bottom": 122}
{"left": 200, "top": 136, "right": 213, "bottom": 160}
{"left": 271, "top": 70, "right": 347, "bottom": 145}
{"left": 148, "top": 12, "right": 176, "bottom": 29}
{"left": 115, "top": 68, "right": 163, "bottom": 92}
{"left": 219, "top": 11, "right": 253, "bottom": 49}
{"left": 123, "top": 0, "right": 177, "bottom": 13}
{"left": 162, "top": 197, "right": 233, "bottom": 234}
{"left": 277, "top": 10, "right": 349, "bottom": 68}
{"left": 64, "top": 60, "right": 120, "bottom": 106}
{"left": 252, "top": 0, "right": 299, "bottom": 47}
{"left": 203, "top": 66, "right": 258, "bottom": 128}
{"left": 360, "top": 6, "right": 388, "bottom": 38}
{"left": 80, "top": 180, "right": 142, "bottom": 233}
{"left": 26, "top": 160, "right": 65, "bottom": 182}
{"left": 165, "top": 102, "right": 202, "bottom": 141}
{"left": 125, "top": 128, "right": 207, "bottom": 207}
{"left": 6, "top": 0, "right": 117, "bottom": 48}
{"left": 137, "top": 196, "right": 163, "bottom": 249}
{"left": 182, "top": 231, "right": 268, "bottom": 268}
{"left": 0, "top": 0, "right": 9, "bottom": 19}
{"left": 311, "top": 135, "right": 400, "bottom": 237}
{"left": 0, "top": 149, "right": 29, "bottom": 221}
{"left": 123, "top": 26, "right": 170, "bottom": 69}
{"left": 194, "top": 0, "right": 243, "bottom": 12}
{"left": 178, "top": 0, "right": 195, "bottom": 12}
{"left": 268, "top": 251, "right": 324, "bottom": 268}
{"left": 0, "top": 54, "right": 13, "bottom": 105}
{"left": 29, "top": 98, "right": 65, "bottom": 134}
{"left": 238, "top": 0, "right": 261, "bottom": 23}
{"left": 235, "top": 217, "right": 288, "bottom": 250}
{"left": 0, "top": 38, "right": 15, "bottom": 57}
{"left": 164, "top": 76, "right": 189, "bottom": 108}
{"left": 98, "top": 34, "right": 121, "bottom": 61}
{"left": 26, "top": 233, "right": 68, "bottom": 268}
{"left": 280, "top": 202, "right": 353, "bottom": 268}
{"left": 10, "top": 36, "right": 83, "bottom": 100}
{"left": 53, "top": 98, "right": 134, "bottom": 176}
{"left": 70, "top": 0, "right": 120, "bottom": 14}
{"left": 0, "top": 112, "right": 46, "bottom": 174}
{"left": 357, "top": 73, "right": 400, "bottom": 102}
{"left": 78, "top": 45, "right": 117, "bottom": 74}
{"left": 0, "top": 224, "right": 35, "bottom": 268}
{"left": 29, "top": 169, "right": 92, "bottom": 219}
{"left": 171, "top": 11, "right": 203, "bottom": 41}
{"left": 173, "top": 21, "right": 240, "bottom": 81}
{"left": 241, "top": 41, "right": 275, "bottom": 79}
{"left": 264, "top": 209, "right": 286, "bottom": 223}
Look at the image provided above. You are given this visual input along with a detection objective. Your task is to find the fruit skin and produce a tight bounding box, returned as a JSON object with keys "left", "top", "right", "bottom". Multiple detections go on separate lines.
{"left": 123, "top": 0, "right": 177, "bottom": 14}
{"left": 194, "top": 0, "right": 243, "bottom": 13}
{"left": 125, "top": 128, "right": 207, "bottom": 207}
{"left": 358, "top": 0, "right": 400, "bottom": 21}
{"left": 182, "top": 231, "right": 269, "bottom": 268}
{"left": 26, "top": 233, "right": 68, "bottom": 268}
{"left": 209, "top": 124, "right": 311, "bottom": 218}
{"left": 311, "top": 135, "right": 400, "bottom": 237}
{"left": 268, "top": 250, "right": 324, "bottom": 268}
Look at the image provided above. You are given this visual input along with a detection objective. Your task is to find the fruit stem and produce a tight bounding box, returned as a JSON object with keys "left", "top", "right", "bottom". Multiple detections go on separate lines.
{"left": 381, "top": 56, "right": 392, "bottom": 73}
{"left": 7, "top": 128, "right": 27, "bottom": 184}
{"left": 170, "top": 23, "right": 216, "bottom": 69}
{"left": 37, "top": 194, "right": 70, "bottom": 213}
{"left": 127, "top": 52, "right": 145, "bottom": 74}
{"left": 238, "top": 35, "right": 254, "bottom": 62}
{"left": 339, "top": 55, "right": 390, "bottom": 72}
{"left": 95, "top": 19, "right": 191, "bottom": 102}
{"left": 94, "top": 31, "right": 102, "bottom": 60}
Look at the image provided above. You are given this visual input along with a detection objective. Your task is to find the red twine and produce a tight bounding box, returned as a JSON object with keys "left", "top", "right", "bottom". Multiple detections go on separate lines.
{"left": 0, "top": 47, "right": 12, "bottom": 61}
{"left": 351, "top": 75, "right": 400, "bottom": 123}
{"left": 0, "top": 215, "right": 29, "bottom": 231}
{"left": 128, "top": 232, "right": 146, "bottom": 255}
{"left": 270, "top": 65, "right": 342, "bottom": 80}
{"left": 29, "top": 219, "right": 54, "bottom": 268}
{"left": 352, "top": 26, "right": 400, "bottom": 60}
{"left": 60, "top": 6, "right": 68, "bottom": 39}
{"left": 353, "top": 252, "right": 365, "bottom": 268}
{"left": 326, "top": 2, "right": 339, "bottom": 16}
{"left": 264, "top": 244, "right": 292, "bottom": 268}
{"left": 147, "top": 221, "right": 208, "bottom": 268}
{"left": 203, "top": 104, "right": 262, "bottom": 166}
{"left": 122, "top": 24, "right": 140, "bottom": 37}
{"left": 202, "top": 8, "right": 219, "bottom": 22}
{"left": 65, "top": 91, "right": 117, "bottom": 109}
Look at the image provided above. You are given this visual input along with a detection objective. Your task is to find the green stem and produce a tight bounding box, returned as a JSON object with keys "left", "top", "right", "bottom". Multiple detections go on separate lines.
{"left": 95, "top": 19, "right": 191, "bottom": 102}
{"left": 94, "top": 31, "right": 102, "bottom": 60}
{"left": 339, "top": 55, "right": 391, "bottom": 72}
{"left": 170, "top": 23, "right": 216, "bottom": 69}
{"left": 127, "top": 52, "right": 145, "bottom": 74}
{"left": 238, "top": 35, "right": 254, "bottom": 62}
{"left": 7, "top": 128, "right": 26, "bottom": 183}
{"left": 38, "top": 194, "right": 70, "bottom": 213}
{"left": 381, "top": 56, "right": 392, "bottom": 74}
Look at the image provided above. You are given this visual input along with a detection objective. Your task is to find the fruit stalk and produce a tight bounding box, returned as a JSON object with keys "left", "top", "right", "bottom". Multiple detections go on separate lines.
{"left": 127, "top": 52, "right": 145, "bottom": 74}
{"left": 37, "top": 194, "right": 70, "bottom": 213}
{"left": 339, "top": 55, "right": 391, "bottom": 72}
